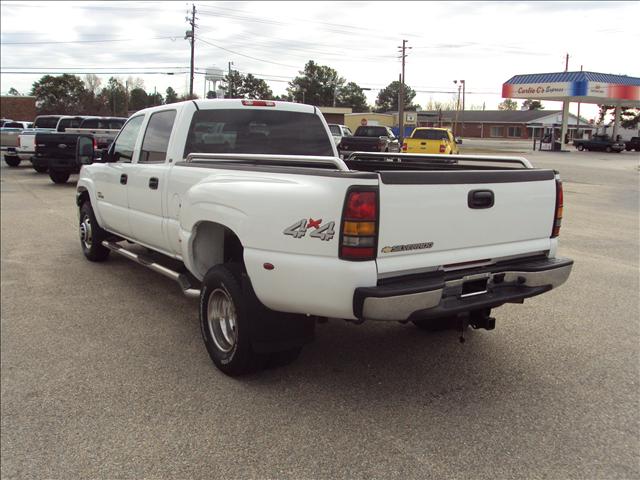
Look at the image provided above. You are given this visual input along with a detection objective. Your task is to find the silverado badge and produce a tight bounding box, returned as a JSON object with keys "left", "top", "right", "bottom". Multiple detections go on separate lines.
{"left": 381, "top": 242, "right": 434, "bottom": 253}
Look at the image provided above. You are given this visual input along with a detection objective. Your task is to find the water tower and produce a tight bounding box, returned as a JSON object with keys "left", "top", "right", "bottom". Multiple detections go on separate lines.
{"left": 204, "top": 66, "right": 225, "bottom": 99}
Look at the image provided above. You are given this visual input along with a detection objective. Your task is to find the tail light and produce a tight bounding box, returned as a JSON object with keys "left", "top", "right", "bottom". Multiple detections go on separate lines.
{"left": 92, "top": 137, "right": 97, "bottom": 150}
{"left": 340, "top": 188, "right": 378, "bottom": 261}
{"left": 551, "top": 176, "right": 563, "bottom": 237}
{"left": 241, "top": 100, "right": 275, "bottom": 107}
{"left": 402, "top": 142, "right": 407, "bottom": 152}
{"left": 439, "top": 144, "right": 446, "bottom": 153}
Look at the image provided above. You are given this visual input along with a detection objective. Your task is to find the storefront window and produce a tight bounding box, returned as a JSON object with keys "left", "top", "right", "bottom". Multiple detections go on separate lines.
{"left": 507, "top": 127, "right": 522, "bottom": 137}
{"left": 490, "top": 126, "right": 504, "bottom": 137}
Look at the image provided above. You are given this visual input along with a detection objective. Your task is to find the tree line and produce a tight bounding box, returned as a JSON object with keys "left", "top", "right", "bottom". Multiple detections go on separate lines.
{"left": 10, "top": 60, "right": 429, "bottom": 116}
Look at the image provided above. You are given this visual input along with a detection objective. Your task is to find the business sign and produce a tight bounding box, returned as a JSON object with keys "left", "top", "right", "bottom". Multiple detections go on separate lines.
{"left": 503, "top": 80, "right": 640, "bottom": 102}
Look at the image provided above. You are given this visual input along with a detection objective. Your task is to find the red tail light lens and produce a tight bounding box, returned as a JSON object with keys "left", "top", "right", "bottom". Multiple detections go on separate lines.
{"left": 551, "top": 177, "right": 563, "bottom": 237}
{"left": 402, "top": 142, "right": 407, "bottom": 151}
{"left": 344, "top": 191, "right": 376, "bottom": 220}
{"left": 340, "top": 189, "right": 378, "bottom": 261}
{"left": 439, "top": 144, "right": 446, "bottom": 153}
{"left": 92, "top": 137, "right": 97, "bottom": 150}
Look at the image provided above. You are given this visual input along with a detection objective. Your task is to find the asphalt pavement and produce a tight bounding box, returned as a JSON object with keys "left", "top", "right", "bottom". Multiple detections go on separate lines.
{"left": 1, "top": 149, "right": 639, "bottom": 479}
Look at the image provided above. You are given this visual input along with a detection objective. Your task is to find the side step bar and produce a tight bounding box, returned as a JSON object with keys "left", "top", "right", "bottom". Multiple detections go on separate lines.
{"left": 102, "top": 241, "right": 200, "bottom": 298}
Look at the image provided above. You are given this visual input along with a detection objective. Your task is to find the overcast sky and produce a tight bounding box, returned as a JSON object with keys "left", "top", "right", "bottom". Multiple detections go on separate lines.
{"left": 1, "top": 1, "right": 638, "bottom": 120}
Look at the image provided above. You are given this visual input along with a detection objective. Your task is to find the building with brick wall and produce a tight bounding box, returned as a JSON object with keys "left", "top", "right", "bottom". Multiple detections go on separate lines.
{"left": 0, "top": 96, "right": 37, "bottom": 122}
{"left": 416, "top": 110, "right": 594, "bottom": 140}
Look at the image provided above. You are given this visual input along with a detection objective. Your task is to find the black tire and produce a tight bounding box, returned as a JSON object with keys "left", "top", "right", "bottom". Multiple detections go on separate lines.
{"left": 33, "top": 165, "right": 48, "bottom": 173}
{"left": 576, "top": 144, "right": 584, "bottom": 151}
{"left": 199, "top": 265, "right": 264, "bottom": 376}
{"left": 605, "top": 146, "right": 612, "bottom": 153}
{"left": 412, "top": 316, "right": 461, "bottom": 332}
{"left": 49, "top": 170, "right": 70, "bottom": 184}
{"left": 79, "top": 202, "right": 110, "bottom": 262}
{"left": 4, "top": 155, "right": 20, "bottom": 167}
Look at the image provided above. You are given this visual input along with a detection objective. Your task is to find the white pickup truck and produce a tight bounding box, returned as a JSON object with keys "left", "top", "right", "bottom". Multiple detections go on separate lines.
{"left": 76, "top": 99, "right": 573, "bottom": 376}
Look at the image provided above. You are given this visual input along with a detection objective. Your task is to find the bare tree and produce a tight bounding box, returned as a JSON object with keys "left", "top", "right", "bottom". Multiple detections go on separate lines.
{"left": 84, "top": 74, "right": 102, "bottom": 95}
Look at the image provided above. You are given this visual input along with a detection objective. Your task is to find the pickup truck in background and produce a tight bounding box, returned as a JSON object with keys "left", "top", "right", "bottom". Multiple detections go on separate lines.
{"left": 624, "top": 137, "right": 640, "bottom": 151}
{"left": 573, "top": 134, "right": 625, "bottom": 153}
{"left": 1, "top": 122, "right": 34, "bottom": 166}
{"left": 338, "top": 125, "right": 400, "bottom": 155}
{"left": 9, "top": 115, "right": 67, "bottom": 169}
{"left": 34, "top": 116, "right": 125, "bottom": 183}
{"left": 327, "top": 123, "right": 353, "bottom": 147}
{"left": 402, "top": 127, "right": 460, "bottom": 155}
{"left": 76, "top": 99, "right": 572, "bottom": 376}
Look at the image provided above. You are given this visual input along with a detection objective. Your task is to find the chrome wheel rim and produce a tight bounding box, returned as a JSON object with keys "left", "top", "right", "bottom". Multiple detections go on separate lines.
{"left": 80, "top": 214, "right": 92, "bottom": 249}
{"left": 207, "top": 288, "right": 237, "bottom": 353}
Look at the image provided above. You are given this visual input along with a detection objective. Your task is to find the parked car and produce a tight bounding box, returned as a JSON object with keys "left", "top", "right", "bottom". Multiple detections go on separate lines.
{"left": 624, "top": 136, "right": 640, "bottom": 151}
{"left": 34, "top": 116, "right": 126, "bottom": 183}
{"left": 574, "top": 134, "right": 625, "bottom": 153}
{"left": 339, "top": 125, "right": 400, "bottom": 154}
{"left": 75, "top": 99, "right": 572, "bottom": 376}
{"left": 327, "top": 123, "right": 352, "bottom": 147}
{"left": 402, "top": 127, "right": 459, "bottom": 154}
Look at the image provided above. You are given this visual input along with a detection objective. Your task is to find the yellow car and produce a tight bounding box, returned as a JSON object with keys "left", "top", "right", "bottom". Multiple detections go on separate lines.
{"left": 402, "top": 127, "right": 459, "bottom": 154}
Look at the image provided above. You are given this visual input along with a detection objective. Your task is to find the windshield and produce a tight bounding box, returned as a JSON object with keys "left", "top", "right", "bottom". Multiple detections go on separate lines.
{"left": 354, "top": 126, "right": 388, "bottom": 137}
{"left": 412, "top": 129, "right": 449, "bottom": 140}
{"left": 184, "top": 109, "right": 334, "bottom": 157}
{"left": 34, "top": 116, "right": 60, "bottom": 129}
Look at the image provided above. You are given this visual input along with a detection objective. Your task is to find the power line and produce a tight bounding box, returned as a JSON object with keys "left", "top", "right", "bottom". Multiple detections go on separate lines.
{"left": 0, "top": 35, "right": 180, "bottom": 45}
{"left": 196, "top": 36, "right": 299, "bottom": 69}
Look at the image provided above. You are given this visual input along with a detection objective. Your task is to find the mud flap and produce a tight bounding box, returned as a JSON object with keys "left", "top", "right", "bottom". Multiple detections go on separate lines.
{"left": 241, "top": 273, "right": 316, "bottom": 353}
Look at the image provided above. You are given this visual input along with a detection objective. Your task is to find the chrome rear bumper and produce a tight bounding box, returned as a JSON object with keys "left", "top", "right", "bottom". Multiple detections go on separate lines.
{"left": 354, "top": 257, "right": 573, "bottom": 321}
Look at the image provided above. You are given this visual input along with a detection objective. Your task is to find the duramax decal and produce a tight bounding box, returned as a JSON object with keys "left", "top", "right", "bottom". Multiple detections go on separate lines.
{"left": 381, "top": 242, "right": 434, "bottom": 253}
{"left": 284, "top": 218, "right": 335, "bottom": 241}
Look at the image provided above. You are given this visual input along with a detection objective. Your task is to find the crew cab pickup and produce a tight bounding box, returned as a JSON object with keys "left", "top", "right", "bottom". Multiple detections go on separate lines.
{"left": 76, "top": 99, "right": 573, "bottom": 376}
{"left": 34, "top": 117, "right": 125, "bottom": 183}
{"left": 574, "top": 134, "right": 625, "bottom": 153}
{"left": 339, "top": 125, "right": 400, "bottom": 155}
{"left": 402, "top": 127, "right": 459, "bottom": 154}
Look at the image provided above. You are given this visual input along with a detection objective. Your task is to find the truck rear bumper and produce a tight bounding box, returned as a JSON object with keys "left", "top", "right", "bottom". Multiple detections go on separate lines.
{"left": 354, "top": 256, "right": 573, "bottom": 321}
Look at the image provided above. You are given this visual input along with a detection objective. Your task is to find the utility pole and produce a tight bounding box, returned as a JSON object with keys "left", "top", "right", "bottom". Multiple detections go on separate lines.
{"left": 185, "top": 4, "right": 196, "bottom": 99}
{"left": 227, "top": 61, "right": 234, "bottom": 98}
{"left": 565, "top": 53, "right": 569, "bottom": 72}
{"left": 460, "top": 79, "right": 466, "bottom": 138}
{"left": 453, "top": 81, "right": 462, "bottom": 137}
{"left": 397, "top": 39, "right": 410, "bottom": 144}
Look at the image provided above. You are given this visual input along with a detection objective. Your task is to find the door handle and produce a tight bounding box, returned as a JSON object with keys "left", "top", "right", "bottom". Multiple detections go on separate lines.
{"left": 120, "top": 173, "right": 127, "bottom": 185}
{"left": 468, "top": 189, "right": 494, "bottom": 209}
{"left": 148, "top": 177, "right": 159, "bottom": 190}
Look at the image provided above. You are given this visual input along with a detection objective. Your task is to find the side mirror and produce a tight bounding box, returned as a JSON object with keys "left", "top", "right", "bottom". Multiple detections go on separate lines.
{"left": 455, "top": 137, "right": 463, "bottom": 144}
{"left": 76, "top": 136, "right": 95, "bottom": 165}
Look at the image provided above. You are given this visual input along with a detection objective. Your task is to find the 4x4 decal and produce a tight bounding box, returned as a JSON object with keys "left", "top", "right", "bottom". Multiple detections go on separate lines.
{"left": 283, "top": 218, "right": 335, "bottom": 241}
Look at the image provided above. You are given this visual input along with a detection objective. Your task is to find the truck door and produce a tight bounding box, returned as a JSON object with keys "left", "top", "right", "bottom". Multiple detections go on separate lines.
{"left": 127, "top": 109, "right": 176, "bottom": 253}
{"left": 93, "top": 115, "right": 144, "bottom": 237}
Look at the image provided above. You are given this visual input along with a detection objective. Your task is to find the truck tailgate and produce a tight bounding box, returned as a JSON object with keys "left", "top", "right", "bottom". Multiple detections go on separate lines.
{"left": 404, "top": 138, "right": 441, "bottom": 153}
{"left": 376, "top": 169, "right": 557, "bottom": 277}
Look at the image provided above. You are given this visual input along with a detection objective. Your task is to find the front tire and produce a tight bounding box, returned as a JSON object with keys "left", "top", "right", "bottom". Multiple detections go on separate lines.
{"left": 577, "top": 144, "right": 584, "bottom": 151}
{"left": 33, "top": 165, "right": 48, "bottom": 173}
{"left": 79, "top": 202, "right": 110, "bottom": 262}
{"left": 50, "top": 170, "right": 71, "bottom": 184}
{"left": 200, "top": 265, "right": 263, "bottom": 376}
{"left": 605, "top": 146, "right": 612, "bottom": 153}
{"left": 4, "top": 155, "right": 20, "bottom": 167}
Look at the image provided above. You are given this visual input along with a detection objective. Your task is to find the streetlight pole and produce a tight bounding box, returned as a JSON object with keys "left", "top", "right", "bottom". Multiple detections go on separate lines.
{"left": 453, "top": 80, "right": 461, "bottom": 136}
{"left": 460, "top": 79, "right": 465, "bottom": 138}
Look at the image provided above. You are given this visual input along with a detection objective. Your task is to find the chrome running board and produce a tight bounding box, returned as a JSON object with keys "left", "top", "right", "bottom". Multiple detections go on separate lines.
{"left": 102, "top": 241, "right": 200, "bottom": 298}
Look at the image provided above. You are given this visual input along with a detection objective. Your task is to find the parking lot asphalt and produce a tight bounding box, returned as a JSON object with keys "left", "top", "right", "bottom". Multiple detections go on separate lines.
{"left": 1, "top": 149, "right": 639, "bottom": 479}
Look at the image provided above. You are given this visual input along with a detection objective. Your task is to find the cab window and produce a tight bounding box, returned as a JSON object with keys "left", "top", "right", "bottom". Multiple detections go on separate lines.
{"left": 139, "top": 110, "right": 177, "bottom": 163}
{"left": 112, "top": 115, "right": 144, "bottom": 163}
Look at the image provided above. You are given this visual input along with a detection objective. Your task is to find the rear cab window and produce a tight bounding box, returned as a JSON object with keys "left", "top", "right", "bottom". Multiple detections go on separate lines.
{"left": 33, "top": 116, "right": 60, "bottom": 129}
{"left": 184, "top": 109, "right": 334, "bottom": 158}
{"left": 355, "top": 126, "right": 389, "bottom": 137}
{"left": 413, "top": 129, "right": 449, "bottom": 140}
